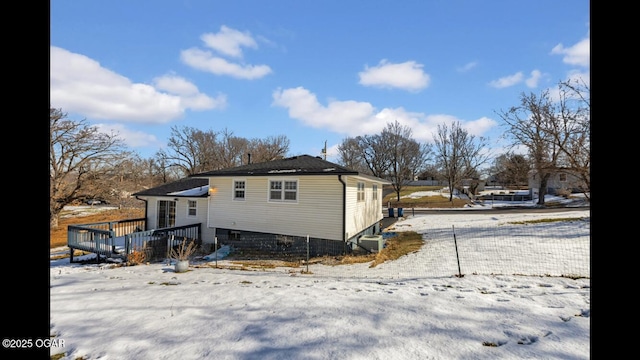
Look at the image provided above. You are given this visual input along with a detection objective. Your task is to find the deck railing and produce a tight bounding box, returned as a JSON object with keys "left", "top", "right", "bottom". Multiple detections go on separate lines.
{"left": 125, "top": 224, "right": 202, "bottom": 262}
{"left": 67, "top": 218, "right": 202, "bottom": 262}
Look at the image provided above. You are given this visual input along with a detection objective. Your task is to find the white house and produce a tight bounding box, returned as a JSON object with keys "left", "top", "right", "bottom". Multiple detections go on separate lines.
{"left": 180, "top": 154, "right": 389, "bottom": 256}
{"left": 133, "top": 155, "right": 390, "bottom": 256}
{"left": 528, "top": 168, "right": 586, "bottom": 197}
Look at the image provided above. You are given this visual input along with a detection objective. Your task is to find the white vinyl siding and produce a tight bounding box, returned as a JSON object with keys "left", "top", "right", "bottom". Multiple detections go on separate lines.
{"left": 344, "top": 177, "right": 383, "bottom": 240}
{"left": 207, "top": 175, "right": 386, "bottom": 242}
{"left": 209, "top": 176, "right": 342, "bottom": 240}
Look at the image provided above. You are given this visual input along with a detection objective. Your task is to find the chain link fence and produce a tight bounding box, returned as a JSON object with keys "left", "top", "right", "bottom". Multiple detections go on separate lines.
{"left": 203, "top": 217, "right": 590, "bottom": 280}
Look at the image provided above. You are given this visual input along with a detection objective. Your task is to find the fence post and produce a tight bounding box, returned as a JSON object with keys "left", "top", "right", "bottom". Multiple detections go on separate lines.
{"left": 214, "top": 236, "right": 218, "bottom": 268}
{"left": 452, "top": 225, "right": 463, "bottom": 278}
{"left": 306, "top": 235, "right": 309, "bottom": 273}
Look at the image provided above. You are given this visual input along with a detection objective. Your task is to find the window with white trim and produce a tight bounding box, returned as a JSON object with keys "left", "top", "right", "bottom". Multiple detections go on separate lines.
{"left": 187, "top": 200, "right": 197, "bottom": 217}
{"left": 269, "top": 180, "right": 298, "bottom": 202}
{"left": 357, "top": 182, "right": 365, "bottom": 202}
{"left": 372, "top": 184, "right": 378, "bottom": 200}
{"left": 234, "top": 180, "right": 245, "bottom": 200}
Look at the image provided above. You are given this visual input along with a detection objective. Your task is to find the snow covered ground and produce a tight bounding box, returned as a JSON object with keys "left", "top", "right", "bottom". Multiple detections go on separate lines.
{"left": 49, "top": 203, "right": 590, "bottom": 360}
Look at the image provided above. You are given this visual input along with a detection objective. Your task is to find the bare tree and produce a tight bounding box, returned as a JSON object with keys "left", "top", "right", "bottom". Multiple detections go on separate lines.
{"left": 554, "top": 78, "right": 590, "bottom": 199}
{"left": 164, "top": 125, "right": 218, "bottom": 176}
{"left": 356, "top": 134, "right": 393, "bottom": 178}
{"left": 433, "top": 121, "right": 490, "bottom": 201}
{"left": 338, "top": 121, "right": 430, "bottom": 200}
{"left": 336, "top": 137, "right": 374, "bottom": 174}
{"left": 152, "top": 150, "right": 184, "bottom": 184}
{"left": 215, "top": 128, "right": 249, "bottom": 168}
{"left": 490, "top": 153, "right": 530, "bottom": 189}
{"left": 49, "top": 107, "right": 128, "bottom": 228}
{"left": 497, "top": 89, "right": 565, "bottom": 205}
{"left": 214, "top": 130, "right": 290, "bottom": 167}
{"left": 246, "top": 135, "right": 290, "bottom": 164}
{"left": 383, "top": 120, "right": 430, "bottom": 201}
{"left": 164, "top": 125, "right": 292, "bottom": 175}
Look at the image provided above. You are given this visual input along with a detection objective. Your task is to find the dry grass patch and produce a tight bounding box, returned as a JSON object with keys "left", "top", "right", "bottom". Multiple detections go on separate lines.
{"left": 507, "top": 217, "right": 588, "bottom": 225}
{"left": 219, "top": 259, "right": 302, "bottom": 270}
{"left": 370, "top": 231, "right": 424, "bottom": 267}
{"left": 383, "top": 185, "right": 471, "bottom": 209}
{"left": 310, "top": 231, "right": 424, "bottom": 267}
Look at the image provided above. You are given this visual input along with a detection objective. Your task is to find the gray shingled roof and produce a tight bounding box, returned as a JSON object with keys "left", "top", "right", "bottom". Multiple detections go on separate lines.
{"left": 191, "top": 154, "right": 360, "bottom": 177}
{"left": 132, "top": 178, "right": 209, "bottom": 197}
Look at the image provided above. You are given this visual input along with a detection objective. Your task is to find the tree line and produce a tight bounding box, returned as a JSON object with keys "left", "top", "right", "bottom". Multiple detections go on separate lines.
{"left": 50, "top": 78, "right": 590, "bottom": 228}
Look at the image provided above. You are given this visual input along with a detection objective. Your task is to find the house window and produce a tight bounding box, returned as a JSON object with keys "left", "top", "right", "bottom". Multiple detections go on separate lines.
{"left": 157, "top": 200, "right": 176, "bottom": 228}
{"left": 187, "top": 200, "right": 197, "bottom": 217}
{"left": 357, "top": 182, "right": 365, "bottom": 202}
{"left": 234, "top": 180, "right": 245, "bottom": 200}
{"left": 372, "top": 184, "right": 378, "bottom": 200}
{"left": 269, "top": 180, "right": 298, "bottom": 202}
{"left": 559, "top": 173, "right": 567, "bottom": 182}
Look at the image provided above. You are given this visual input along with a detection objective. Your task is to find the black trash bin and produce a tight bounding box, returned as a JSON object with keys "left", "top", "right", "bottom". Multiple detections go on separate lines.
{"left": 388, "top": 208, "right": 395, "bottom": 218}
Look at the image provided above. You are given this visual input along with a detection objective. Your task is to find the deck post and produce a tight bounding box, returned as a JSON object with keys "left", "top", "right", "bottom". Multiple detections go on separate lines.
{"left": 69, "top": 248, "right": 74, "bottom": 263}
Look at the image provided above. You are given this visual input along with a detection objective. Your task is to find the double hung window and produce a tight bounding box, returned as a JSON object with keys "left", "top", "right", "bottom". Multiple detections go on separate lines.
{"left": 269, "top": 180, "right": 297, "bottom": 202}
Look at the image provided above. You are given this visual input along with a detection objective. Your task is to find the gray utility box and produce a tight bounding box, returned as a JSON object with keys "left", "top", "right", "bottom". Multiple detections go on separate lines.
{"left": 358, "top": 235, "right": 385, "bottom": 253}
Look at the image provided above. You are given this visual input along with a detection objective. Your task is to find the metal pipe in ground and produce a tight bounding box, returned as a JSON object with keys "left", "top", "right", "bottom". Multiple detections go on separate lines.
{"left": 452, "top": 225, "right": 463, "bottom": 278}
{"left": 306, "top": 235, "right": 309, "bottom": 273}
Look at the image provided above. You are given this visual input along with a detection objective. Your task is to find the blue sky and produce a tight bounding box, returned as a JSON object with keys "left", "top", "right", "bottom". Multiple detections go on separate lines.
{"left": 50, "top": 1, "right": 590, "bottom": 162}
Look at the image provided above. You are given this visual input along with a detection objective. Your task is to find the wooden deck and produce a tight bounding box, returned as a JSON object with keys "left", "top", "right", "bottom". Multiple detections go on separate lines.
{"left": 67, "top": 218, "right": 202, "bottom": 263}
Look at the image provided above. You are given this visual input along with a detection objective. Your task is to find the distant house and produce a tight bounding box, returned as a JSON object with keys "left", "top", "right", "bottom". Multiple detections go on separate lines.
{"left": 528, "top": 168, "right": 585, "bottom": 197}
{"left": 132, "top": 177, "right": 215, "bottom": 245}
{"left": 134, "top": 155, "right": 390, "bottom": 256}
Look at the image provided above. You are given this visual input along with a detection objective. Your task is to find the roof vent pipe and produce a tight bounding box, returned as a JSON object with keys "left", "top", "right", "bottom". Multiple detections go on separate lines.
{"left": 247, "top": 153, "right": 251, "bottom": 165}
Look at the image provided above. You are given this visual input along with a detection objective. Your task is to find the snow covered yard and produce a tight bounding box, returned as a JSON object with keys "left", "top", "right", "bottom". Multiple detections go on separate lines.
{"left": 49, "top": 209, "right": 590, "bottom": 360}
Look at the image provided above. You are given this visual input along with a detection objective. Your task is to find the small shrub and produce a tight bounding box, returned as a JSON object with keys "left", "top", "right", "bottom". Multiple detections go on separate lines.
{"left": 170, "top": 238, "right": 198, "bottom": 261}
{"left": 128, "top": 246, "right": 148, "bottom": 265}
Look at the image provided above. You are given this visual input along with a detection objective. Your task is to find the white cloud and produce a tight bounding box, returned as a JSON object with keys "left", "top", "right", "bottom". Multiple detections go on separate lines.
{"left": 272, "top": 86, "right": 497, "bottom": 144}
{"left": 566, "top": 70, "right": 590, "bottom": 87}
{"left": 547, "top": 70, "right": 590, "bottom": 103}
{"left": 94, "top": 123, "right": 163, "bottom": 149}
{"left": 181, "top": 25, "right": 273, "bottom": 80}
{"left": 153, "top": 74, "right": 200, "bottom": 96}
{"left": 525, "top": 69, "right": 543, "bottom": 88}
{"left": 551, "top": 36, "right": 590, "bottom": 68}
{"left": 200, "top": 26, "right": 258, "bottom": 58}
{"left": 488, "top": 72, "right": 523, "bottom": 88}
{"left": 457, "top": 61, "right": 477, "bottom": 72}
{"left": 50, "top": 46, "right": 224, "bottom": 124}
{"left": 153, "top": 74, "right": 227, "bottom": 110}
{"left": 181, "top": 47, "right": 272, "bottom": 79}
{"left": 358, "top": 60, "right": 430, "bottom": 92}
